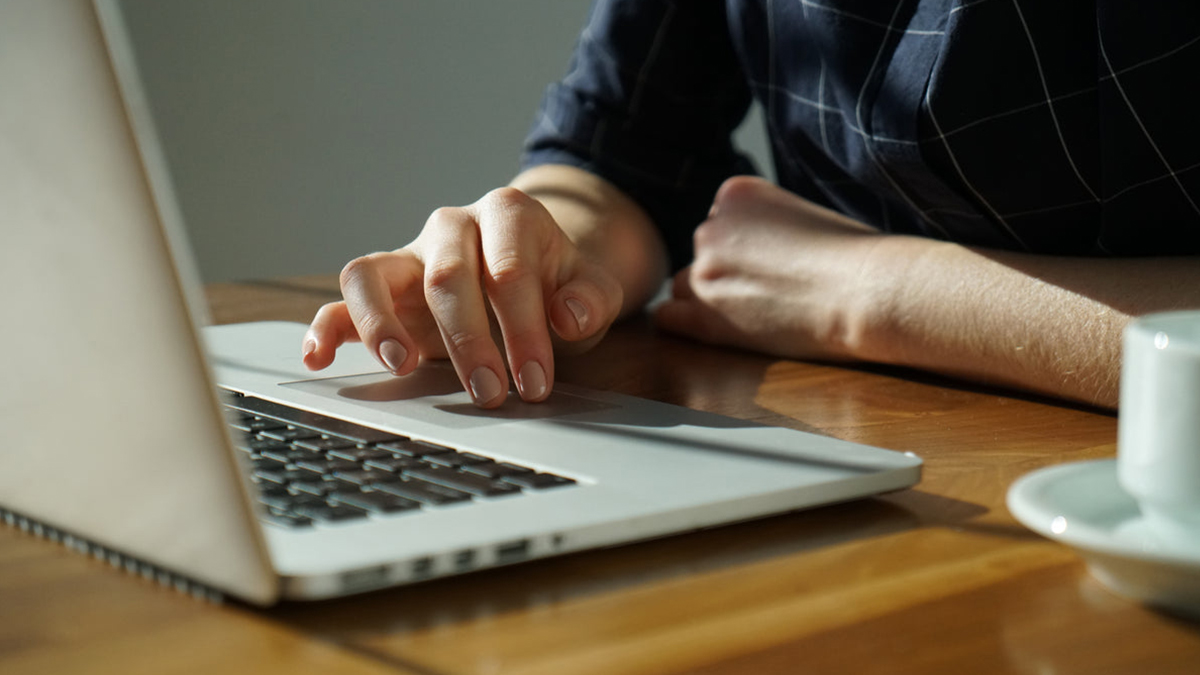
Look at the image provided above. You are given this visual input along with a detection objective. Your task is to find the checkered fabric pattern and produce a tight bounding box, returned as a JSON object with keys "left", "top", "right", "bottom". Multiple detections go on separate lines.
{"left": 521, "top": 0, "right": 1200, "bottom": 270}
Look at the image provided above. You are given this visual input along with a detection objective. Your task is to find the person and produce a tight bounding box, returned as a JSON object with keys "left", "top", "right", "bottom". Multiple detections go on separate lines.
{"left": 302, "top": 1, "right": 1200, "bottom": 411}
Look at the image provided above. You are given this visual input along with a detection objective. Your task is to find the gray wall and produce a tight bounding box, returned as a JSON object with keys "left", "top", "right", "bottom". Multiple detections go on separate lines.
{"left": 119, "top": 1, "right": 771, "bottom": 283}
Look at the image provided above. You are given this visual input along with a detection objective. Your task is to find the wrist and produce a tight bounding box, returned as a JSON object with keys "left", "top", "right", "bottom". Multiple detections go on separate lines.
{"left": 512, "top": 165, "right": 668, "bottom": 316}
{"left": 841, "top": 234, "right": 944, "bottom": 367}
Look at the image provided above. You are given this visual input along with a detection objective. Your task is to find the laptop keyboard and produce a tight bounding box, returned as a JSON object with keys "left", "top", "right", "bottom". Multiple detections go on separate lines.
{"left": 223, "top": 391, "right": 575, "bottom": 529}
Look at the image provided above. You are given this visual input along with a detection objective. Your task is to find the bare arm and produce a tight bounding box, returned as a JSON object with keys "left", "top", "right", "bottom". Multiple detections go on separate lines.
{"left": 864, "top": 239, "right": 1200, "bottom": 408}
{"left": 655, "top": 175, "right": 1200, "bottom": 410}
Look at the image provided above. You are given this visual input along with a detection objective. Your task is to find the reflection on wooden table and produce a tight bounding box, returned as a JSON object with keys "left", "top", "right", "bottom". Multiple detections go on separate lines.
{"left": 1, "top": 275, "right": 1197, "bottom": 675}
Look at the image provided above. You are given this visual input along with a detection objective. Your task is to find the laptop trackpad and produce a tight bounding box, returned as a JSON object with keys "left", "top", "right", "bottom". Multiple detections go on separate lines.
{"left": 281, "top": 363, "right": 616, "bottom": 429}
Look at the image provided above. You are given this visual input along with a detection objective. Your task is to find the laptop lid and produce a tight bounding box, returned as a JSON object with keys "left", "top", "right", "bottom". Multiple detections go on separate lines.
{"left": 0, "top": 0, "right": 277, "bottom": 604}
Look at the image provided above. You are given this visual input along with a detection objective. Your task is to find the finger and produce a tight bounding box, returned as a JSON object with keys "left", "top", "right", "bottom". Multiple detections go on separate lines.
{"left": 546, "top": 258, "right": 624, "bottom": 345}
{"left": 476, "top": 191, "right": 556, "bottom": 402}
{"left": 420, "top": 208, "right": 509, "bottom": 408}
{"left": 303, "top": 301, "right": 360, "bottom": 370}
{"left": 339, "top": 251, "right": 424, "bottom": 376}
{"left": 669, "top": 265, "right": 697, "bottom": 301}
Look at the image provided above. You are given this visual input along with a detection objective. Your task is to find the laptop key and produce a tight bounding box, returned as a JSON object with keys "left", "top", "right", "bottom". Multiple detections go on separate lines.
{"left": 253, "top": 468, "right": 312, "bottom": 485}
{"left": 317, "top": 423, "right": 410, "bottom": 446}
{"left": 406, "top": 466, "right": 522, "bottom": 497}
{"left": 258, "top": 492, "right": 326, "bottom": 511}
{"left": 250, "top": 455, "right": 287, "bottom": 470}
{"left": 362, "top": 456, "right": 422, "bottom": 473}
{"left": 292, "top": 503, "right": 369, "bottom": 523}
{"left": 290, "top": 480, "right": 338, "bottom": 497}
{"left": 260, "top": 448, "right": 322, "bottom": 465}
{"left": 238, "top": 437, "right": 293, "bottom": 454}
{"left": 255, "top": 482, "right": 291, "bottom": 499}
{"left": 374, "top": 478, "right": 472, "bottom": 505}
{"left": 294, "top": 458, "right": 361, "bottom": 476}
{"left": 259, "top": 427, "right": 323, "bottom": 442}
{"left": 377, "top": 439, "right": 455, "bottom": 458}
{"left": 460, "top": 461, "right": 535, "bottom": 480}
{"left": 327, "top": 446, "right": 394, "bottom": 463}
{"left": 329, "top": 491, "right": 420, "bottom": 514}
{"left": 260, "top": 510, "right": 314, "bottom": 529}
{"left": 423, "top": 452, "right": 490, "bottom": 468}
{"left": 330, "top": 470, "right": 398, "bottom": 487}
{"left": 500, "top": 473, "right": 577, "bottom": 490}
{"left": 293, "top": 437, "right": 359, "bottom": 453}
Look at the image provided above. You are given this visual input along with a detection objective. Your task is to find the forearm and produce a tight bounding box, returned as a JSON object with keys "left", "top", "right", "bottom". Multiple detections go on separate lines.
{"left": 861, "top": 236, "right": 1200, "bottom": 409}
{"left": 510, "top": 164, "right": 669, "bottom": 317}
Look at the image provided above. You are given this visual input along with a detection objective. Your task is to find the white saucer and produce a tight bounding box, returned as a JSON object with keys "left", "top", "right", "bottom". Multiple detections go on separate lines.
{"left": 1007, "top": 458, "right": 1200, "bottom": 618}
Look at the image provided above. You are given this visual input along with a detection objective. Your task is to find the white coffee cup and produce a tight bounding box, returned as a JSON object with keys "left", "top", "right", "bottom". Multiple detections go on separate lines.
{"left": 1118, "top": 310, "right": 1200, "bottom": 545}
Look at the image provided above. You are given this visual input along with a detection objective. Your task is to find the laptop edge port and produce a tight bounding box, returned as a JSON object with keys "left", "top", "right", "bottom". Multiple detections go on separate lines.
{"left": 341, "top": 565, "right": 389, "bottom": 592}
{"left": 495, "top": 539, "right": 530, "bottom": 564}
{"left": 454, "top": 549, "right": 476, "bottom": 570}
{"left": 411, "top": 556, "right": 434, "bottom": 578}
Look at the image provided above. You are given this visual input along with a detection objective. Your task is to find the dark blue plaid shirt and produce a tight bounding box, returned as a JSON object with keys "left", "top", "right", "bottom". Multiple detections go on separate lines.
{"left": 521, "top": 0, "right": 1200, "bottom": 270}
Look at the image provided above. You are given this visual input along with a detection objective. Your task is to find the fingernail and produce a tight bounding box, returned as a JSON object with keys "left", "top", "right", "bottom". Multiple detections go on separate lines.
{"left": 565, "top": 298, "right": 588, "bottom": 333}
{"left": 469, "top": 367, "right": 503, "bottom": 404}
{"left": 379, "top": 339, "right": 408, "bottom": 373}
{"left": 517, "top": 361, "right": 547, "bottom": 401}
{"left": 302, "top": 338, "right": 317, "bottom": 360}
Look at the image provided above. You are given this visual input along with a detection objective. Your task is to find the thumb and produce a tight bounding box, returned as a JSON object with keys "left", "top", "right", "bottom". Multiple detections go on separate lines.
{"left": 547, "top": 261, "right": 623, "bottom": 348}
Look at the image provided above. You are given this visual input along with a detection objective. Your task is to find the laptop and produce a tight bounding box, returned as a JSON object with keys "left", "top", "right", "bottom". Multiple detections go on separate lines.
{"left": 0, "top": 0, "right": 922, "bottom": 606}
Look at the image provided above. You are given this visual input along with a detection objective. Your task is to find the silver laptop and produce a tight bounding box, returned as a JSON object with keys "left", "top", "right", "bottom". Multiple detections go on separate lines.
{"left": 0, "top": 0, "right": 921, "bottom": 605}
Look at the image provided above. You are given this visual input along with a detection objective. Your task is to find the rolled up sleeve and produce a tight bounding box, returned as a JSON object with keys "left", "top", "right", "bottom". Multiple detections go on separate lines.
{"left": 521, "top": 0, "right": 755, "bottom": 270}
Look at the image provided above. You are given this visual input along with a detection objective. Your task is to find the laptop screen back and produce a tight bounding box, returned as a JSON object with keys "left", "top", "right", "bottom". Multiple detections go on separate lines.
{"left": 0, "top": 0, "right": 276, "bottom": 604}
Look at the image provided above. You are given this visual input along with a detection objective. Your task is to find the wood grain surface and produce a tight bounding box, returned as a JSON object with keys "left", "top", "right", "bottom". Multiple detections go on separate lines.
{"left": 2, "top": 276, "right": 1196, "bottom": 675}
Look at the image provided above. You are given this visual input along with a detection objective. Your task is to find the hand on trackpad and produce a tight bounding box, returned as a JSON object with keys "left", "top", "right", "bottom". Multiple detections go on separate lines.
{"left": 282, "top": 362, "right": 615, "bottom": 427}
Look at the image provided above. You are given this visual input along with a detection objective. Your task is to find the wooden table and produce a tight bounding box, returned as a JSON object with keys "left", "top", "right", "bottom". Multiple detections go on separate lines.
{"left": 3, "top": 276, "right": 1198, "bottom": 674}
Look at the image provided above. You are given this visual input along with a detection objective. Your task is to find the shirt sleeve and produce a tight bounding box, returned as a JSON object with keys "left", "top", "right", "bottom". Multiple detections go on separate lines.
{"left": 520, "top": 0, "right": 756, "bottom": 271}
